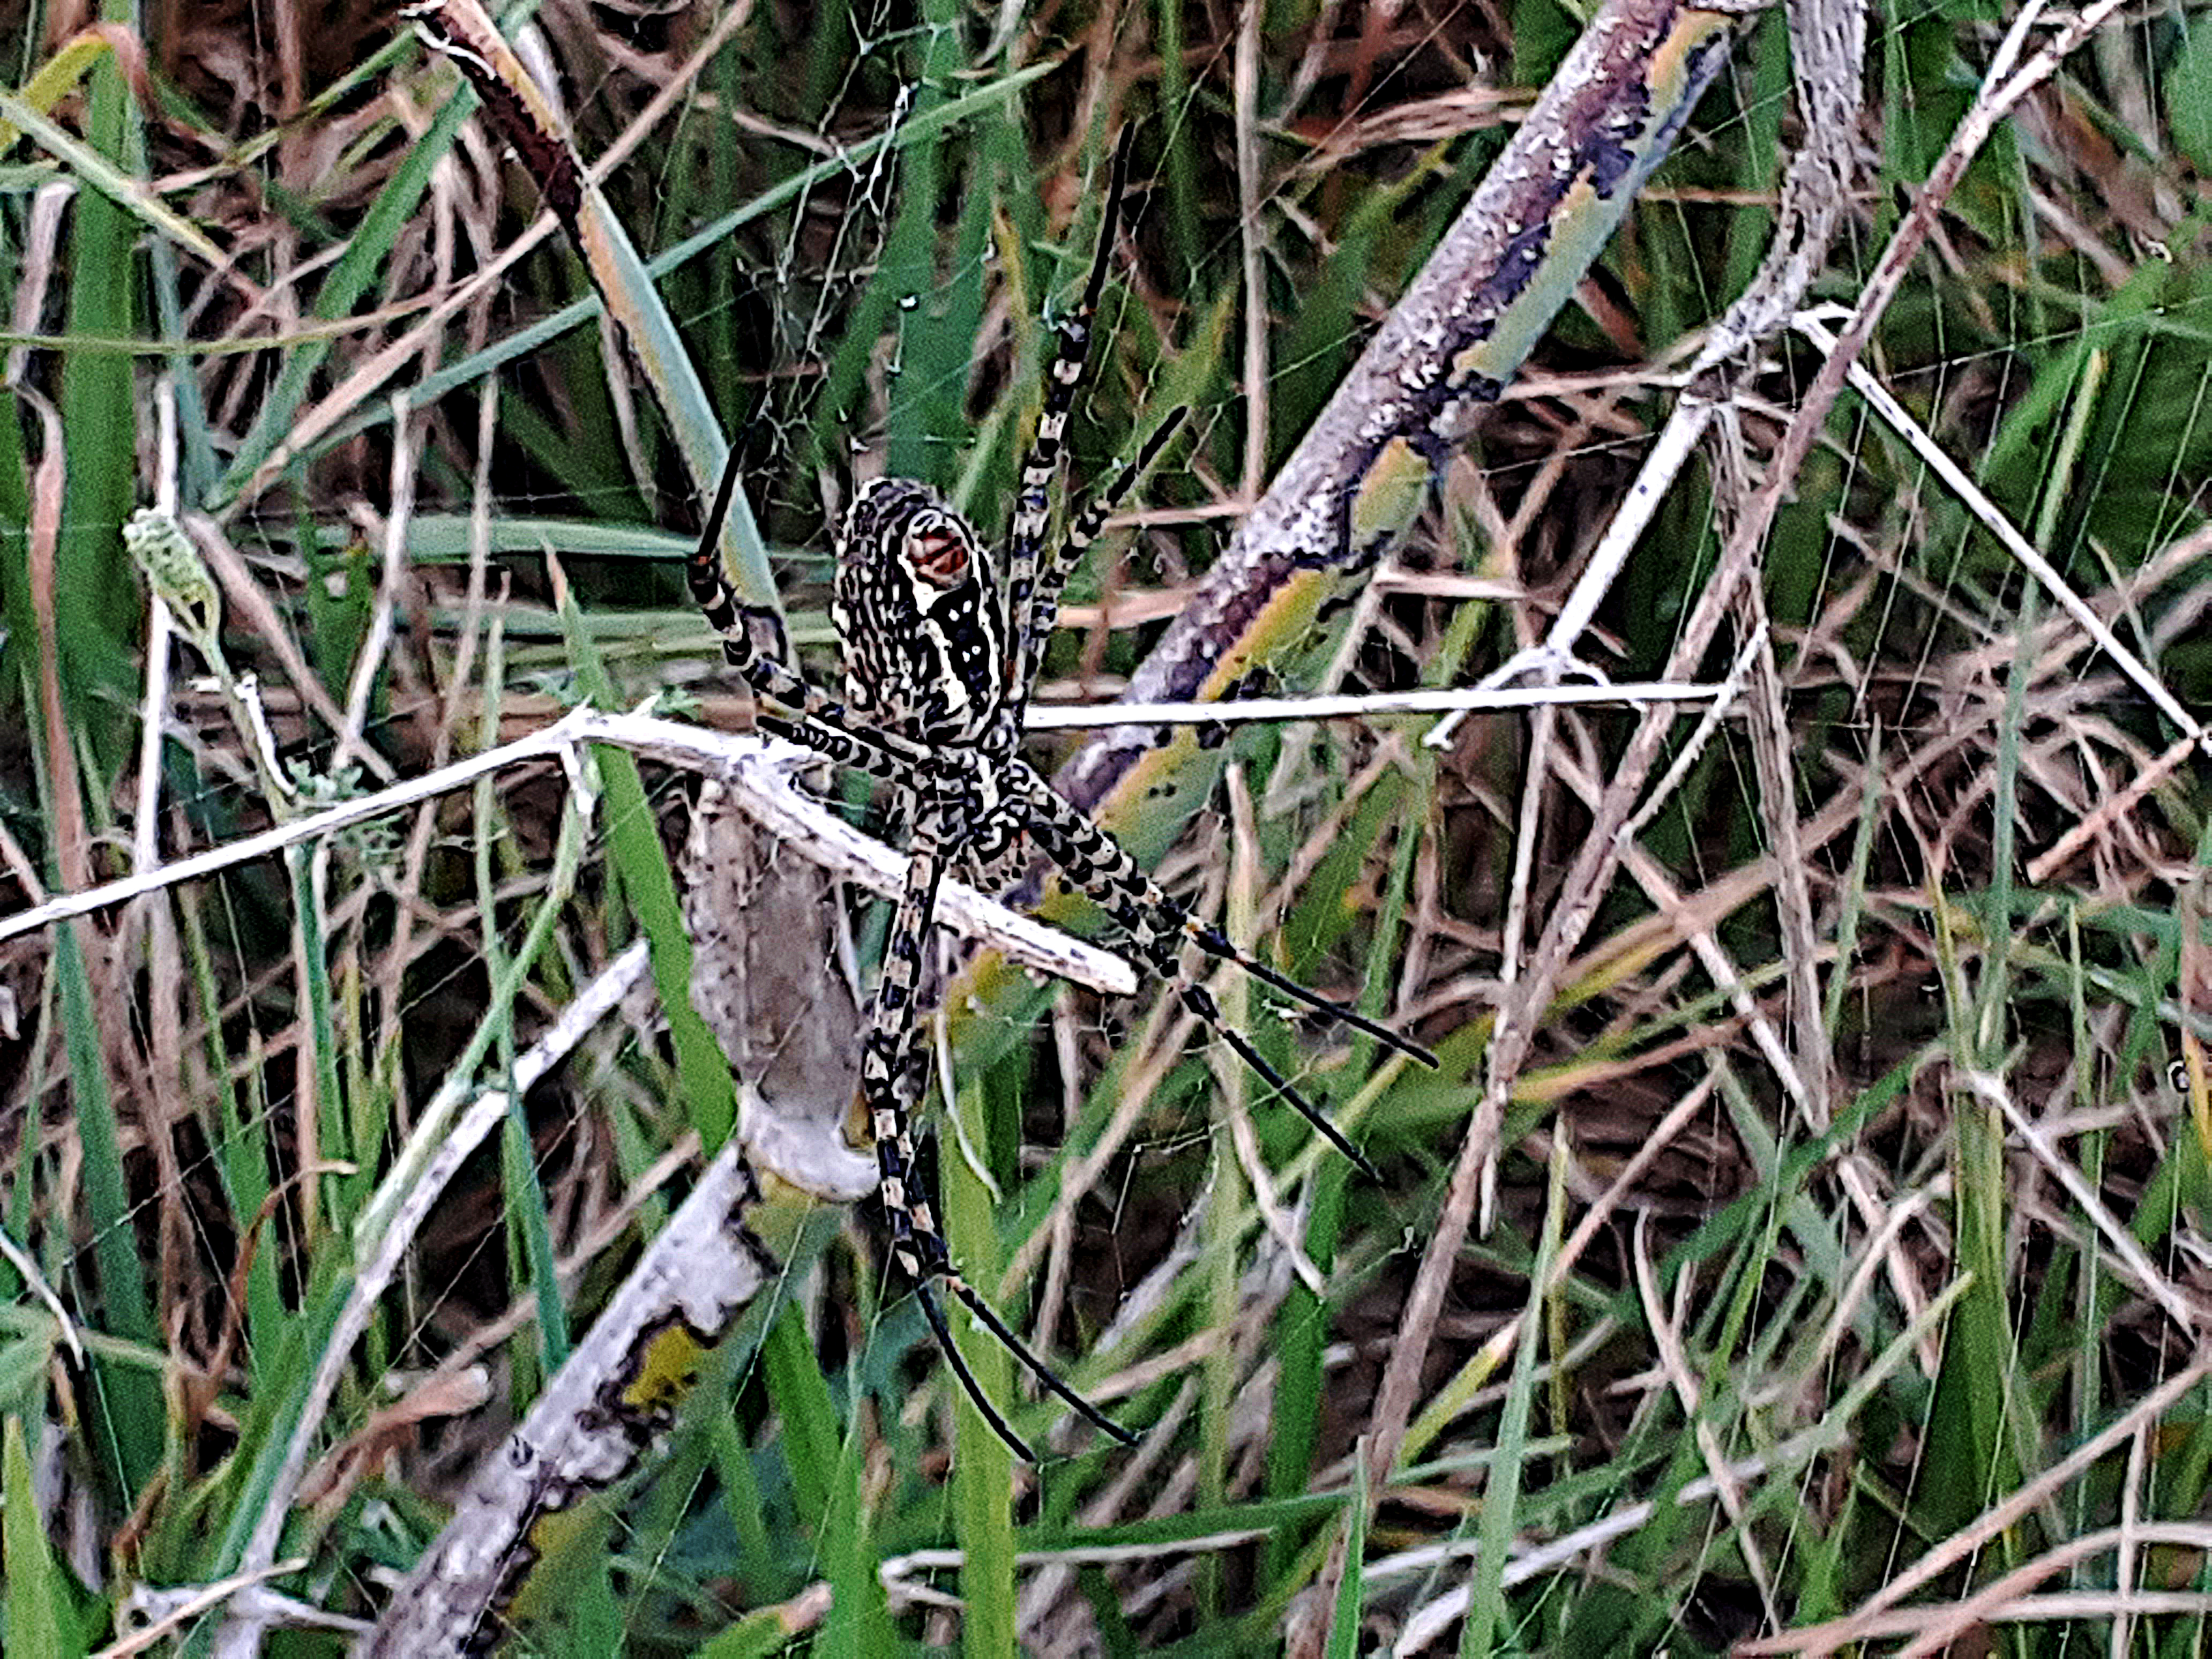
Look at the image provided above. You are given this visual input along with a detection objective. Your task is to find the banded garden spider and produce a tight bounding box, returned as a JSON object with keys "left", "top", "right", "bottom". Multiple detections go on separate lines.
{"left": 686, "top": 133, "right": 1436, "bottom": 1458}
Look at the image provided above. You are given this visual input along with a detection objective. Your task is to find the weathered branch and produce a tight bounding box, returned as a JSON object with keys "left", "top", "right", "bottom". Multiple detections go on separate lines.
{"left": 1059, "top": 0, "right": 1755, "bottom": 821}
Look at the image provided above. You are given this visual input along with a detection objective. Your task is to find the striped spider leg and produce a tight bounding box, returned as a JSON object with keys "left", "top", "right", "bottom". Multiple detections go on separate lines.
{"left": 855, "top": 769, "right": 1135, "bottom": 1458}
{"left": 685, "top": 135, "right": 1435, "bottom": 1458}
{"left": 1000, "top": 125, "right": 1136, "bottom": 729}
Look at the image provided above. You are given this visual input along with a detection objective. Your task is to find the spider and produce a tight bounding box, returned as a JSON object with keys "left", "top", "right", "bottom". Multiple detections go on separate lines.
{"left": 685, "top": 132, "right": 1436, "bottom": 1458}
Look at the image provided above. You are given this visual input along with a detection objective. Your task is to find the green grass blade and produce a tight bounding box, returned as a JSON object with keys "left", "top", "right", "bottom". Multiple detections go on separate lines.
{"left": 819, "top": 1417, "right": 893, "bottom": 1658}
{"left": 4, "top": 1416, "right": 88, "bottom": 1659}
{"left": 176, "top": 887, "right": 285, "bottom": 1386}
{"left": 1321, "top": 1439, "right": 1370, "bottom": 1659}
{"left": 554, "top": 561, "right": 741, "bottom": 1151}
{"left": 761, "top": 1304, "right": 842, "bottom": 1530}
{"left": 945, "top": 1077, "right": 1018, "bottom": 1659}
{"left": 42, "top": 47, "right": 139, "bottom": 736}
{"left": 53, "top": 921, "right": 162, "bottom": 1495}
{"left": 1458, "top": 1135, "right": 1565, "bottom": 1658}
{"left": 209, "top": 90, "right": 473, "bottom": 510}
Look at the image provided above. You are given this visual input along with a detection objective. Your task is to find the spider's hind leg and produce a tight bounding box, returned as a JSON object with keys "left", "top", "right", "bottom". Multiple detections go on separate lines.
{"left": 1014, "top": 768, "right": 1435, "bottom": 1176}
{"left": 1017, "top": 772, "right": 1434, "bottom": 1065}
{"left": 866, "top": 812, "right": 1136, "bottom": 1457}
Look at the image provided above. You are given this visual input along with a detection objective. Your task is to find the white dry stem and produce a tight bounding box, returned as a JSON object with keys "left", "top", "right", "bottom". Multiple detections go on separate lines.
{"left": 1959, "top": 1066, "right": 2199, "bottom": 1335}
{"left": 337, "top": 392, "right": 419, "bottom": 777}
{"left": 0, "top": 1225, "right": 84, "bottom": 1365}
{"left": 0, "top": 709, "right": 1135, "bottom": 999}
{"left": 1791, "top": 310, "right": 2208, "bottom": 754}
{"left": 1030, "top": 678, "right": 1728, "bottom": 732}
{"left": 1430, "top": 406, "right": 1720, "bottom": 749}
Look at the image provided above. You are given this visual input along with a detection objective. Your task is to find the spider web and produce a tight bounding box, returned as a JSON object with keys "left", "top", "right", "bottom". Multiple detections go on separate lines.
{"left": 26, "top": 0, "right": 2212, "bottom": 1646}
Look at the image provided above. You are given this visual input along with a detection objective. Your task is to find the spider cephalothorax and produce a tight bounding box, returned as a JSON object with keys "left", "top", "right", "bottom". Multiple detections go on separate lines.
{"left": 833, "top": 478, "right": 1010, "bottom": 751}
{"left": 686, "top": 131, "right": 1436, "bottom": 1459}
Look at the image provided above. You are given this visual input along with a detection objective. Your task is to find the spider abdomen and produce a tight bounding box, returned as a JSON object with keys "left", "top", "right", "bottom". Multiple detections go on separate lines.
{"left": 834, "top": 477, "right": 1010, "bottom": 746}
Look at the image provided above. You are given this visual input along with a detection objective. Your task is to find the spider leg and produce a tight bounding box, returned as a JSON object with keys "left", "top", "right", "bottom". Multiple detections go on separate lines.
{"left": 911, "top": 1281, "right": 1034, "bottom": 1461}
{"left": 1174, "top": 978, "right": 1382, "bottom": 1180}
{"left": 1016, "top": 769, "right": 1436, "bottom": 1067}
{"left": 1012, "top": 409, "right": 1187, "bottom": 720}
{"left": 686, "top": 450, "right": 939, "bottom": 772}
{"left": 866, "top": 803, "right": 1137, "bottom": 1456}
{"left": 753, "top": 711, "right": 916, "bottom": 783}
{"left": 1013, "top": 771, "right": 1433, "bottom": 1174}
{"left": 930, "top": 1274, "right": 1139, "bottom": 1449}
{"left": 1002, "top": 128, "right": 1137, "bottom": 701}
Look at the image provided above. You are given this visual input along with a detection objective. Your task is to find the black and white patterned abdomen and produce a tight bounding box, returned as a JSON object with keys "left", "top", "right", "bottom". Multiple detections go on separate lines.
{"left": 833, "top": 477, "right": 1010, "bottom": 748}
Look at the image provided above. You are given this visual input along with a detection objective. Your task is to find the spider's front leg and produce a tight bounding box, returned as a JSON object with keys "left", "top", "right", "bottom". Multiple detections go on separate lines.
{"left": 864, "top": 788, "right": 1137, "bottom": 1459}
{"left": 684, "top": 450, "right": 939, "bottom": 783}
{"left": 1002, "top": 128, "right": 1136, "bottom": 711}
{"left": 1016, "top": 411, "right": 1186, "bottom": 688}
